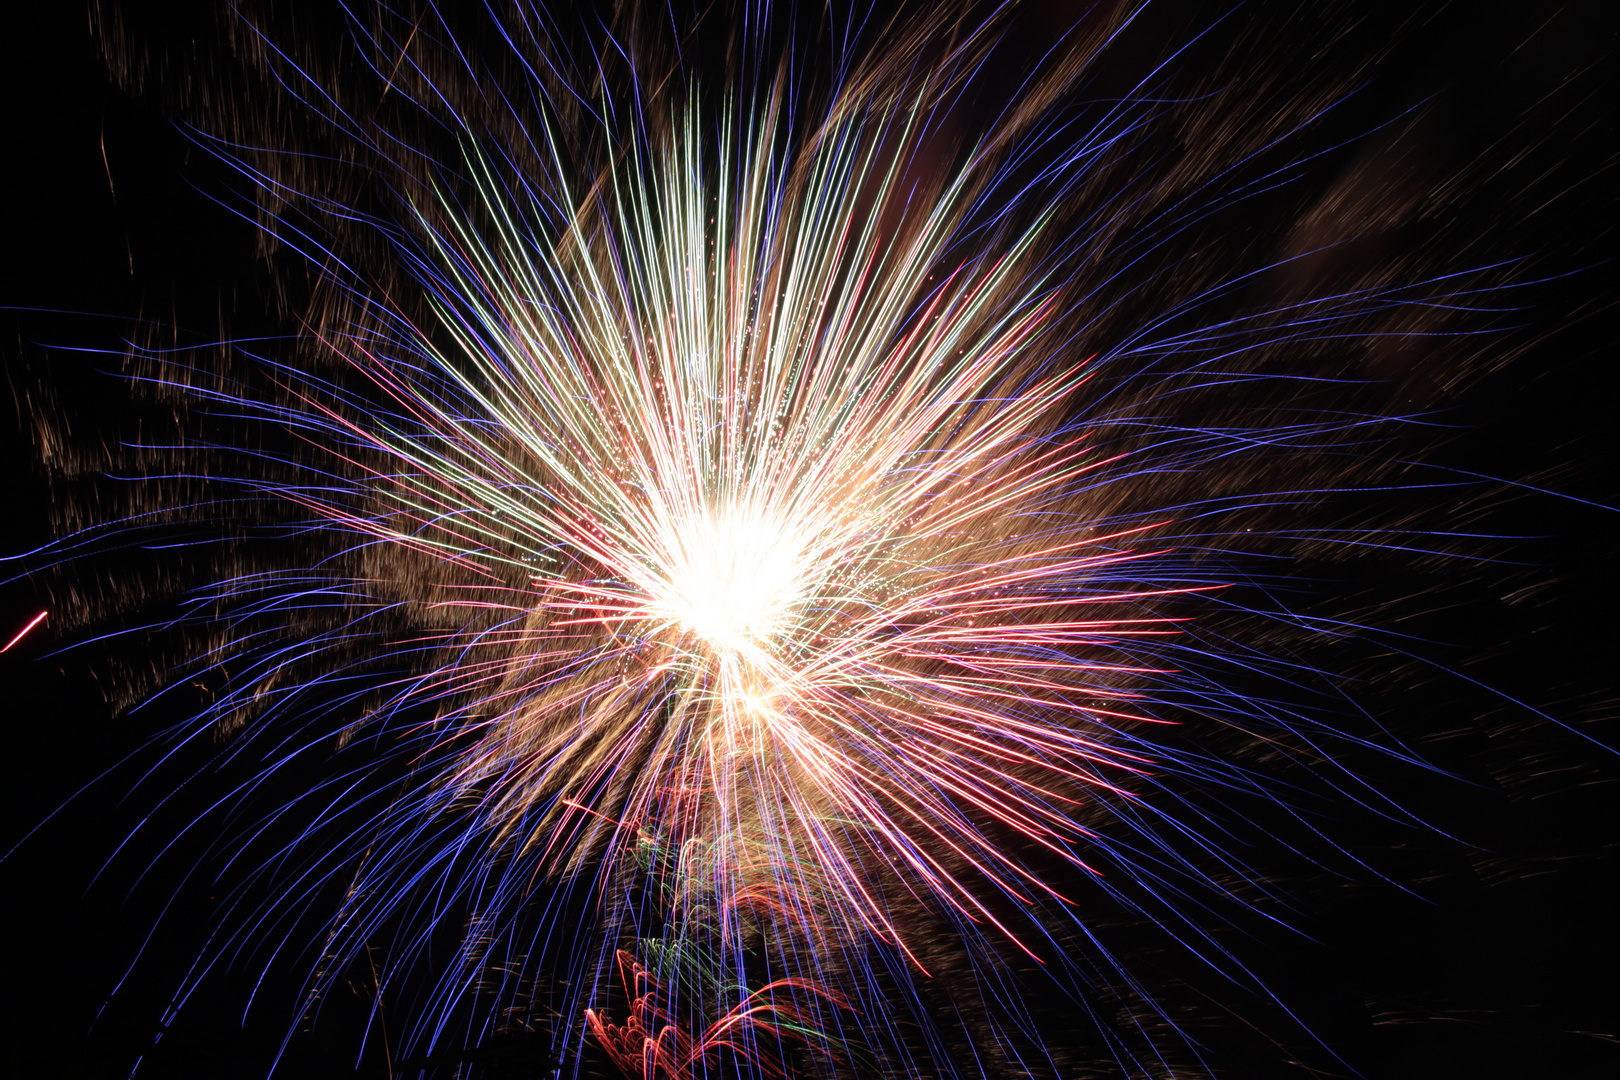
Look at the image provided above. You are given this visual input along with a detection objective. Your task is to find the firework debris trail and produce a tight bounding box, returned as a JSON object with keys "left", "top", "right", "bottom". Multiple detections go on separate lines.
{"left": 5, "top": 1, "right": 1611, "bottom": 1078}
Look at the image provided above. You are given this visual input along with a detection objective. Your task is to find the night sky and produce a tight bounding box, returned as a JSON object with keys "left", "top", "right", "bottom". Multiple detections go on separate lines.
{"left": 2, "top": 3, "right": 1617, "bottom": 1078}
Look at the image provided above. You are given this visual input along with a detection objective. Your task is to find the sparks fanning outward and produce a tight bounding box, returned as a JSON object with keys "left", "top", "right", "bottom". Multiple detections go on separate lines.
{"left": 7, "top": 2, "right": 1579, "bottom": 1077}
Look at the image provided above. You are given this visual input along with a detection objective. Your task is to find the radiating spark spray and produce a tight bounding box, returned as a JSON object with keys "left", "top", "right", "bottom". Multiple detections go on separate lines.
{"left": 8, "top": 2, "right": 1562, "bottom": 1077}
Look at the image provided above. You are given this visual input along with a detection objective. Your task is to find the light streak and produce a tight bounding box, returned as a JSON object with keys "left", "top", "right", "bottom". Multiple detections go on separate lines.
{"left": 1, "top": 610, "right": 48, "bottom": 653}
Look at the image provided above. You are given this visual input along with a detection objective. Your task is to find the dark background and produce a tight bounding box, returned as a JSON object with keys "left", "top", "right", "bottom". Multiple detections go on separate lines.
{"left": 2, "top": 2, "right": 1617, "bottom": 1078}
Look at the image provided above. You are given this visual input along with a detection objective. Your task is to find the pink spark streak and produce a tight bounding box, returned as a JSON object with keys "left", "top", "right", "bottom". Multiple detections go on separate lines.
{"left": 1, "top": 610, "right": 48, "bottom": 653}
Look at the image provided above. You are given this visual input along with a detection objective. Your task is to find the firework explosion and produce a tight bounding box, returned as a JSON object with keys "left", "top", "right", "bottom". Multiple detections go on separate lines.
{"left": 3, "top": 2, "right": 1615, "bottom": 1078}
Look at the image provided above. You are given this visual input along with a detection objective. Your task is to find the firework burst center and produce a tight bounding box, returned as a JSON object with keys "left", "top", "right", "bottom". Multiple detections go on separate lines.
{"left": 646, "top": 502, "right": 822, "bottom": 657}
